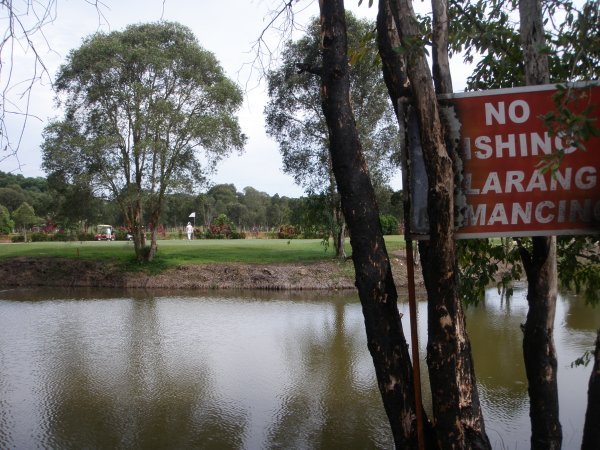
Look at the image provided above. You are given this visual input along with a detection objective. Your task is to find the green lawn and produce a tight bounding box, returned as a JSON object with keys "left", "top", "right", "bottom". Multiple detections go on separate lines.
{"left": 0, "top": 236, "right": 406, "bottom": 271}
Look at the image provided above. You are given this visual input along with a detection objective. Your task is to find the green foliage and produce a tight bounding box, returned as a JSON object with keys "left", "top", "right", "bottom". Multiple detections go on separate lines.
{"left": 113, "top": 229, "right": 129, "bottom": 241}
{"left": 277, "top": 225, "right": 300, "bottom": 239}
{"left": 12, "top": 202, "right": 40, "bottom": 230}
{"left": 449, "top": 0, "right": 523, "bottom": 90}
{"left": 0, "top": 171, "right": 48, "bottom": 193}
{"left": 0, "top": 172, "right": 349, "bottom": 237}
{"left": 538, "top": 84, "right": 600, "bottom": 173}
{"left": 0, "top": 187, "right": 26, "bottom": 212}
{"left": 17, "top": 230, "right": 84, "bottom": 242}
{"left": 0, "top": 205, "right": 14, "bottom": 234}
{"left": 0, "top": 171, "right": 50, "bottom": 217}
{"left": 45, "top": 172, "right": 105, "bottom": 230}
{"left": 374, "top": 186, "right": 403, "bottom": 220}
{"left": 51, "top": 231, "right": 77, "bottom": 242}
{"left": 265, "top": 13, "right": 401, "bottom": 194}
{"left": 448, "top": 0, "right": 600, "bottom": 303}
{"left": 30, "top": 232, "right": 49, "bottom": 242}
{"left": 379, "top": 214, "right": 400, "bottom": 235}
{"left": 557, "top": 236, "right": 600, "bottom": 305}
{"left": 548, "top": 1, "right": 600, "bottom": 82}
{"left": 287, "top": 194, "right": 331, "bottom": 238}
{"left": 160, "top": 185, "right": 294, "bottom": 231}
{"left": 42, "top": 22, "right": 245, "bottom": 262}
{"left": 203, "top": 213, "right": 245, "bottom": 239}
{"left": 450, "top": 1, "right": 600, "bottom": 90}
{"left": 458, "top": 239, "right": 523, "bottom": 305}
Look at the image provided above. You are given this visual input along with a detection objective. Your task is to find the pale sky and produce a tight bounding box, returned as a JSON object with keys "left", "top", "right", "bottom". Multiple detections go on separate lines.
{"left": 1, "top": 0, "right": 456, "bottom": 197}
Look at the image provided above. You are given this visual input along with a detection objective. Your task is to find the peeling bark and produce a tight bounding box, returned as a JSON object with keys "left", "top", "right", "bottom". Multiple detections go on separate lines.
{"left": 383, "top": 0, "right": 490, "bottom": 447}
{"left": 317, "top": 0, "right": 419, "bottom": 447}
{"left": 431, "top": 0, "right": 452, "bottom": 94}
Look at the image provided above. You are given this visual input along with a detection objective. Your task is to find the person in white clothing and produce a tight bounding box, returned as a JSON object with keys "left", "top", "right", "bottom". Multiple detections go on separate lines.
{"left": 186, "top": 222, "right": 193, "bottom": 240}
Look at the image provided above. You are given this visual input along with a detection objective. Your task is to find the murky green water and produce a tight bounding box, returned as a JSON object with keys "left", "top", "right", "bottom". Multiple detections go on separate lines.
{"left": 0, "top": 285, "right": 597, "bottom": 449}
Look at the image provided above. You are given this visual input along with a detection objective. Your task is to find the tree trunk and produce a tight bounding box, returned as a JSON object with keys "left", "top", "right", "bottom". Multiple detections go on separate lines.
{"left": 335, "top": 218, "right": 346, "bottom": 258}
{"left": 582, "top": 329, "right": 600, "bottom": 450}
{"left": 147, "top": 218, "right": 159, "bottom": 262}
{"left": 130, "top": 197, "right": 147, "bottom": 262}
{"left": 386, "top": 0, "right": 490, "bottom": 447}
{"left": 317, "top": 0, "right": 420, "bottom": 446}
{"left": 328, "top": 157, "right": 346, "bottom": 259}
{"left": 519, "top": 1, "right": 562, "bottom": 448}
{"left": 333, "top": 203, "right": 346, "bottom": 259}
{"left": 376, "top": 0, "right": 409, "bottom": 119}
{"left": 518, "top": 237, "right": 561, "bottom": 449}
{"left": 431, "top": 0, "right": 452, "bottom": 94}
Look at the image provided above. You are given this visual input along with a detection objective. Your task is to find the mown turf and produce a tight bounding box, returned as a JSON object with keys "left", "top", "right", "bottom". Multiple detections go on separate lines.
{"left": 0, "top": 236, "right": 406, "bottom": 272}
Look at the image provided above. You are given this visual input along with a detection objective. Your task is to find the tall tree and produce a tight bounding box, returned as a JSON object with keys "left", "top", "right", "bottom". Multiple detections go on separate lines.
{"left": 0, "top": 187, "right": 26, "bottom": 212}
{"left": 45, "top": 173, "right": 104, "bottom": 231}
{"left": 0, "top": 204, "right": 14, "bottom": 234}
{"left": 380, "top": 0, "right": 490, "bottom": 446}
{"left": 265, "top": 13, "right": 401, "bottom": 258}
{"left": 519, "top": 1, "right": 561, "bottom": 447}
{"left": 239, "top": 187, "right": 269, "bottom": 229}
{"left": 313, "top": 0, "right": 422, "bottom": 446}
{"left": 448, "top": 0, "right": 600, "bottom": 446}
{"left": 42, "top": 22, "right": 245, "bottom": 261}
{"left": 12, "top": 201, "right": 39, "bottom": 241}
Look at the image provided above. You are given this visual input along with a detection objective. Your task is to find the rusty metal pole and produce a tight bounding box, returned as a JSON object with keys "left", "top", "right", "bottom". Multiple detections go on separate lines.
{"left": 406, "top": 237, "right": 425, "bottom": 450}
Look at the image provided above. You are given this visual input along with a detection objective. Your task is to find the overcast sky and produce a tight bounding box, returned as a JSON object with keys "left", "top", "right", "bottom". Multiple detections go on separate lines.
{"left": 1, "top": 0, "right": 453, "bottom": 197}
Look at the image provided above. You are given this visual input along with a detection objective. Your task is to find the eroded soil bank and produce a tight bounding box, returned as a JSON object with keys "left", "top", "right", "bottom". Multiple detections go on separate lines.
{"left": 0, "top": 253, "right": 422, "bottom": 291}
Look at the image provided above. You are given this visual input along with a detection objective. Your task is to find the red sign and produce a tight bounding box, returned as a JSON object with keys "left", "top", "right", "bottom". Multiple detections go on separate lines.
{"left": 444, "top": 83, "right": 600, "bottom": 238}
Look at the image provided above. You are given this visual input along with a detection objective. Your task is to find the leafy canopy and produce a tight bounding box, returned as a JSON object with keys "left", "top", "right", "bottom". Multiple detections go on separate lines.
{"left": 264, "top": 13, "right": 401, "bottom": 194}
{"left": 447, "top": 0, "right": 600, "bottom": 304}
{"left": 42, "top": 21, "right": 246, "bottom": 261}
{"left": 0, "top": 204, "right": 13, "bottom": 234}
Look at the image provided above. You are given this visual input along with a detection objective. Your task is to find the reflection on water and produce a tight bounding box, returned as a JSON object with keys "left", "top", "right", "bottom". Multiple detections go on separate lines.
{"left": 0, "top": 286, "right": 597, "bottom": 449}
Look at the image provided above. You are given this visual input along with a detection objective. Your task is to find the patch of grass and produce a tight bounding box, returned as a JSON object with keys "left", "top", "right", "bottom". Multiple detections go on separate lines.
{"left": 0, "top": 240, "right": 136, "bottom": 262}
{"left": 0, "top": 236, "right": 406, "bottom": 271}
{"left": 383, "top": 235, "right": 405, "bottom": 252}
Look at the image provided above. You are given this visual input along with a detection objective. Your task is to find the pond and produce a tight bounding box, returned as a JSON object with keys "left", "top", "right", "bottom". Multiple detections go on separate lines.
{"left": 0, "top": 285, "right": 597, "bottom": 449}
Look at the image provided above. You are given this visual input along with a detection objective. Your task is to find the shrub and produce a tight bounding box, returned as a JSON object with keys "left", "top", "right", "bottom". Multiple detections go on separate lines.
{"left": 0, "top": 205, "right": 14, "bottom": 234}
{"left": 30, "top": 232, "right": 49, "bottom": 242}
{"left": 203, "top": 214, "right": 243, "bottom": 239}
{"left": 204, "top": 224, "right": 228, "bottom": 239}
{"left": 51, "top": 232, "right": 77, "bottom": 242}
{"left": 11, "top": 234, "right": 25, "bottom": 243}
{"left": 380, "top": 214, "right": 400, "bottom": 235}
{"left": 301, "top": 226, "right": 328, "bottom": 239}
{"left": 114, "top": 229, "right": 128, "bottom": 241}
{"left": 277, "top": 225, "right": 298, "bottom": 239}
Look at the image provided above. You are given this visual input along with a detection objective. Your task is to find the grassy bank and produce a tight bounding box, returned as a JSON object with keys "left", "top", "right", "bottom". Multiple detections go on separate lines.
{"left": 0, "top": 236, "right": 406, "bottom": 271}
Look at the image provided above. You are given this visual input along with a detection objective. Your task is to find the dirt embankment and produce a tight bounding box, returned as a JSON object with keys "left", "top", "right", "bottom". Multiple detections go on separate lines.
{"left": 0, "top": 253, "right": 422, "bottom": 291}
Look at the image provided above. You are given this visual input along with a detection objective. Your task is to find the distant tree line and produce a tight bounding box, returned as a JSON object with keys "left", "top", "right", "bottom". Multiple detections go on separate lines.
{"left": 0, "top": 170, "right": 403, "bottom": 238}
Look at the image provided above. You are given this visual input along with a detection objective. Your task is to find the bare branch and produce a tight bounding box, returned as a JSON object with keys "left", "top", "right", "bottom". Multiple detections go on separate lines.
{"left": 242, "top": 0, "right": 313, "bottom": 92}
{"left": 0, "top": 0, "right": 108, "bottom": 171}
